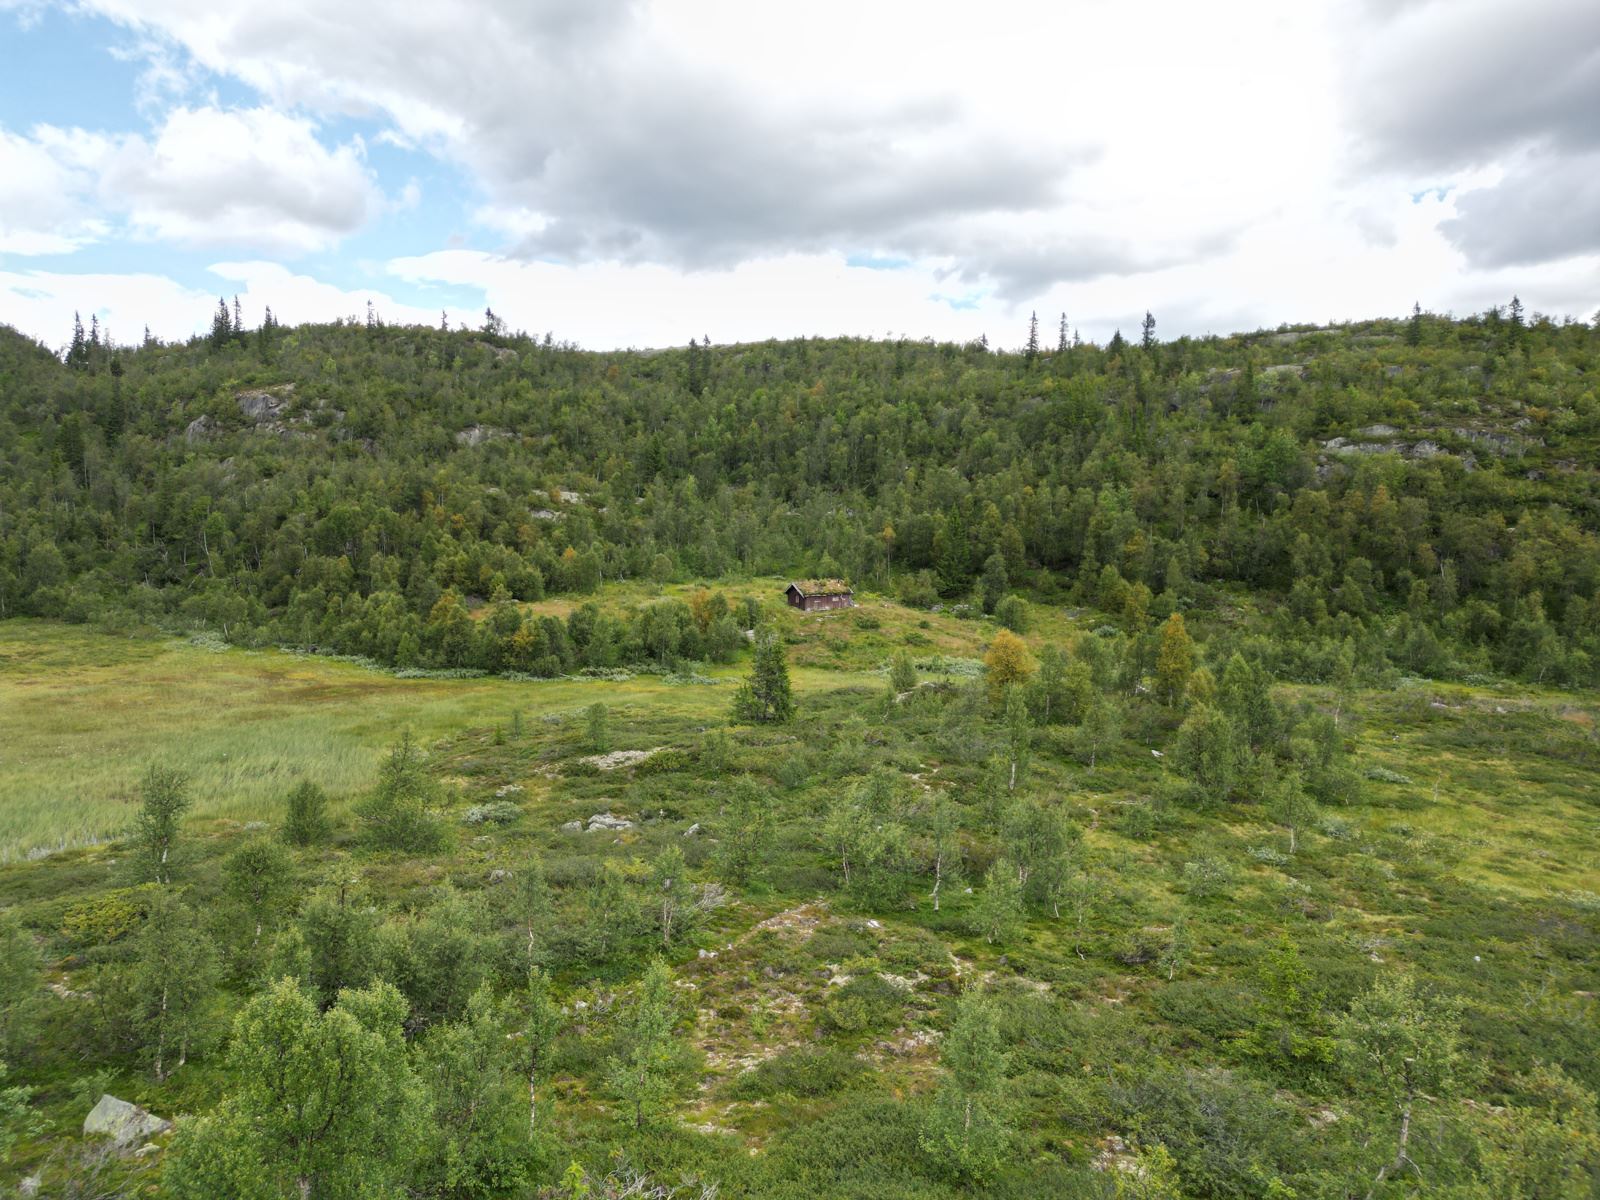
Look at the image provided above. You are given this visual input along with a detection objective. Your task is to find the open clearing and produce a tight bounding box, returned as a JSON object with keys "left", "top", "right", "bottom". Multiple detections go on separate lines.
{"left": 0, "top": 617, "right": 880, "bottom": 860}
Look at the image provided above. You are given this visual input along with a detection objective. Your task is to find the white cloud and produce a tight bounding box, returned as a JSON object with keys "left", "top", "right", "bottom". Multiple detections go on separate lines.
{"left": 0, "top": 126, "right": 109, "bottom": 254}
{"left": 68, "top": 0, "right": 1322, "bottom": 287}
{"left": 0, "top": 266, "right": 215, "bottom": 350}
{"left": 0, "top": 106, "right": 379, "bottom": 259}
{"left": 4, "top": 0, "right": 1596, "bottom": 342}
{"left": 102, "top": 106, "right": 379, "bottom": 253}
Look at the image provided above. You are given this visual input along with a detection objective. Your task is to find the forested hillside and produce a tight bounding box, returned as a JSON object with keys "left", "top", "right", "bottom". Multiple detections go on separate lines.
{"left": 4, "top": 304, "right": 1600, "bottom": 686}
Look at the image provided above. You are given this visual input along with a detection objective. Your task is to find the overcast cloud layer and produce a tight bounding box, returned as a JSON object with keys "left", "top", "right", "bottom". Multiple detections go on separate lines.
{"left": 0, "top": 0, "right": 1595, "bottom": 350}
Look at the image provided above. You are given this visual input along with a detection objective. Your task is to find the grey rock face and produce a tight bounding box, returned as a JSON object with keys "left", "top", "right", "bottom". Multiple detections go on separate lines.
{"left": 455, "top": 424, "right": 512, "bottom": 447}
{"left": 83, "top": 1095, "right": 171, "bottom": 1147}
{"left": 236, "top": 386, "right": 293, "bottom": 422}
{"left": 184, "top": 414, "right": 217, "bottom": 443}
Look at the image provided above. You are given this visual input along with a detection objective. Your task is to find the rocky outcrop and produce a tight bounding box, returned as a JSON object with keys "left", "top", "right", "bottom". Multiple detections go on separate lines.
{"left": 184, "top": 414, "right": 218, "bottom": 443}
{"left": 578, "top": 748, "right": 663, "bottom": 771}
{"left": 83, "top": 1095, "right": 171, "bottom": 1147}
{"left": 455, "top": 424, "right": 513, "bottom": 447}
{"left": 234, "top": 385, "right": 317, "bottom": 440}
{"left": 1321, "top": 434, "right": 1475, "bottom": 468}
{"left": 560, "top": 813, "right": 635, "bottom": 833}
{"left": 1452, "top": 427, "right": 1531, "bottom": 457}
{"left": 236, "top": 384, "right": 294, "bottom": 422}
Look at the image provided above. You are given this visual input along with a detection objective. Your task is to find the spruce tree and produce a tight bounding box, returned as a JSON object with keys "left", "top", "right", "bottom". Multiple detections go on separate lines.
{"left": 354, "top": 731, "right": 447, "bottom": 851}
{"left": 585, "top": 701, "right": 611, "bottom": 752}
{"left": 67, "top": 311, "right": 87, "bottom": 368}
{"left": 1024, "top": 311, "right": 1039, "bottom": 367}
{"left": 1057, "top": 312, "right": 1069, "bottom": 353}
{"left": 257, "top": 305, "right": 278, "bottom": 360}
{"left": 732, "top": 632, "right": 794, "bottom": 724}
{"left": 936, "top": 506, "right": 971, "bottom": 595}
{"left": 283, "top": 780, "right": 330, "bottom": 846}
{"left": 1140, "top": 309, "right": 1157, "bottom": 349}
{"left": 209, "top": 297, "right": 232, "bottom": 351}
{"left": 1508, "top": 294, "right": 1525, "bottom": 349}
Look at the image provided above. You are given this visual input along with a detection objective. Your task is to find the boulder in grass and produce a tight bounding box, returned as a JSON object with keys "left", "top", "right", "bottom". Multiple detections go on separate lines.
{"left": 83, "top": 1095, "right": 171, "bottom": 1147}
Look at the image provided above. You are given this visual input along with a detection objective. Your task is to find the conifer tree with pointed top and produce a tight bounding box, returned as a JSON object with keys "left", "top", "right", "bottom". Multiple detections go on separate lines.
{"left": 1024, "top": 311, "right": 1039, "bottom": 367}
{"left": 1140, "top": 310, "right": 1156, "bottom": 350}
{"left": 732, "top": 631, "right": 794, "bottom": 724}
{"left": 1057, "top": 312, "right": 1069, "bottom": 353}
{"left": 1507, "top": 294, "right": 1525, "bottom": 349}
{"left": 66, "top": 311, "right": 87, "bottom": 368}
{"left": 209, "top": 297, "right": 232, "bottom": 351}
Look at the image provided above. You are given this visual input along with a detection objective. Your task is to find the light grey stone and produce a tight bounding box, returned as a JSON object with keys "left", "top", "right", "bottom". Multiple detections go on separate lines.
{"left": 83, "top": 1095, "right": 171, "bottom": 1147}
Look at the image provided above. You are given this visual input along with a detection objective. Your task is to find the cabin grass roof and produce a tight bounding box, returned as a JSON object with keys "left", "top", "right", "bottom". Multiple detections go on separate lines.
{"left": 788, "top": 578, "right": 852, "bottom": 596}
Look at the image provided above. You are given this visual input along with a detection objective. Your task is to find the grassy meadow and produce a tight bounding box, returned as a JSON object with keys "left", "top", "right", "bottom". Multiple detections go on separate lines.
{"left": 0, "top": 584, "right": 962, "bottom": 860}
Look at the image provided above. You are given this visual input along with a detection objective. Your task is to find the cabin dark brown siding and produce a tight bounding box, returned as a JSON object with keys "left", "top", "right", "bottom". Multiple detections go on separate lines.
{"left": 806, "top": 594, "right": 850, "bottom": 611}
{"left": 787, "top": 588, "right": 854, "bottom": 612}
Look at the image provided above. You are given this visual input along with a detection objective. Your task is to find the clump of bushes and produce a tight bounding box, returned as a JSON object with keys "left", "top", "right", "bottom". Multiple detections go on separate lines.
{"left": 820, "top": 973, "right": 905, "bottom": 1034}
{"left": 462, "top": 801, "right": 520, "bottom": 825}
{"left": 62, "top": 884, "right": 162, "bottom": 946}
{"left": 728, "top": 1046, "right": 867, "bottom": 1100}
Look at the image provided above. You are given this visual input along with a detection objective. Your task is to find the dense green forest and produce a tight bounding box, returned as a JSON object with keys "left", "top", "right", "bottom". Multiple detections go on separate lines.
{"left": 4, "top": 303, "right": 1600, "bottom": 686}
{"left": 0, "top": 307, "right": 1597, "bottom": 1199}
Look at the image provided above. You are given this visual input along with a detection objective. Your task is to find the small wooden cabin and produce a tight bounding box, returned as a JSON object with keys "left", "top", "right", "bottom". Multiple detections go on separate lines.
{"left": 785, "top": 579, "right": 855, "bottom": 612}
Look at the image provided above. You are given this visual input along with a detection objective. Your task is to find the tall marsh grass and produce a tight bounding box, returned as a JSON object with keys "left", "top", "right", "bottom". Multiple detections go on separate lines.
{"left": 0, "top": 619, "right": 875, "bottom": 861}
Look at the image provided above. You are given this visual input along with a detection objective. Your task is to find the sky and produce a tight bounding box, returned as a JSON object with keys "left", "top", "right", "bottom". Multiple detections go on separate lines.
{"left": 0, "top": 0, "right": 1596, "bottom": 353}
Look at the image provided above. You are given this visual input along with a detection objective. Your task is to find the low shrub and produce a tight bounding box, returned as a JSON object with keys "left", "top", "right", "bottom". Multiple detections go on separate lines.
{"left": 727, "top": 1046, "right": 867, "bottom": 1100}
{"left": 462, "top": 800, "right": 521, "bottom": 825}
